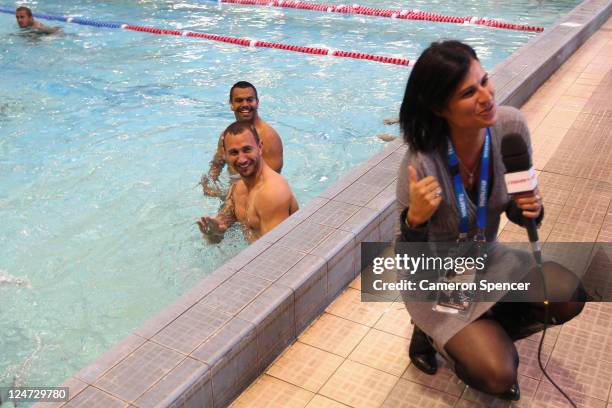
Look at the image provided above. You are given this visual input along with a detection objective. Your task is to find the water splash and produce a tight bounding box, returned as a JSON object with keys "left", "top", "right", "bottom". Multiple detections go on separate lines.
{"left": 0, "top": 271, "right": 32, "bottom": 289}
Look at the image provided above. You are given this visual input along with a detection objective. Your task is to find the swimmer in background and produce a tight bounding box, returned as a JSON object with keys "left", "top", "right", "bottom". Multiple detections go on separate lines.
{"left": 16, "top": 6, "right": 61, "bottom": 34}
{"left": 201, "top": 81, "right": 283, "bottom": 197}
{"left": 197, "top": 122, "right": 298, "bottom": 243}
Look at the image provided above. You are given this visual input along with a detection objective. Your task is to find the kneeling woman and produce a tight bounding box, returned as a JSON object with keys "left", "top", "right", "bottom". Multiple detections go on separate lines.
{"left": 396, "top": 40, "right": 585, "bottom": 400}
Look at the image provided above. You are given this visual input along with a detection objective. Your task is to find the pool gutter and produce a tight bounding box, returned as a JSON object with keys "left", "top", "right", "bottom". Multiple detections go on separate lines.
{"left": 44, "top": 0, "right": 611, "bottom": 406}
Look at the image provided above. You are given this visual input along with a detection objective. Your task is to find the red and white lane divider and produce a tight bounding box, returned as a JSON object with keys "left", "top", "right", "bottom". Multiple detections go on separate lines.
{"left": 124, "top": 24, "right": 412, "bottom": 66}
{"left": 219, "top": 0, "right": 544, "bottom": 32}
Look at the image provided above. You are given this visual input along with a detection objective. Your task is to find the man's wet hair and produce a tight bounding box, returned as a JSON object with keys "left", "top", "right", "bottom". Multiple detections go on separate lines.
{"left": 16, "top": 6, "right": 32, "bottom": 17}
{"left": 222, "top": 121, "right": 261, "bottom": 150}
{"left": 229, "top": 81, "right": 258, "bottom": 102}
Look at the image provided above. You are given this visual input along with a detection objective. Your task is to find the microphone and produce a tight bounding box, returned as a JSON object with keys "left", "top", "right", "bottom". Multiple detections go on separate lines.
{"left": 501, "top": 133, "right": 541, "bottom": 263}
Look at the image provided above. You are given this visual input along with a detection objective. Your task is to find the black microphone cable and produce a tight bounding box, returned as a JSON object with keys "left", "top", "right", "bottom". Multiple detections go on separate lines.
{"left": 501, "top": 133, "right": 576, "bottom": 407}
{"left": 533, "top": 253, "right": 577, "bottom": 408}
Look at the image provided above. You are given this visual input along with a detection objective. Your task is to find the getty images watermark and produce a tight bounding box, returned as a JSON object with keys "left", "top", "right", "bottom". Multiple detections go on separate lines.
{"left": 360, "top": 242, "right": 611, "bottom": 303}
{"left": 371, "top": 251, "right": 531, "bottom": 293}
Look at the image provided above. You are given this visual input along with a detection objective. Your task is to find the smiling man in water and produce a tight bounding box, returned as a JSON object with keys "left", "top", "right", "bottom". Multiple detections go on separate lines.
{"left": 197, "top": 122, "right": 297, "bottom": 242}
{"left": 15, "top": 6, "right": 60, "bottom": 34}
{"left": 201, "top": 81, "right": 283, "bottom": 197}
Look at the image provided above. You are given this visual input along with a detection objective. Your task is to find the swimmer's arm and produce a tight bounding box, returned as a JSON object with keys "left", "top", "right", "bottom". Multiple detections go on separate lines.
{"left": 263, "top": 128, "right": 283, "bottom": 173}
{"left": 216, "top": 187, "right": 238, "bottom": 228}
{"left": 207, "top": 133, "right": 226, "bottom": 181}
{"left": 197, "top": 187, "right": 238, "bottom": 242}
{"left": 256, "top": 184, "right": 294, "bottom": 236}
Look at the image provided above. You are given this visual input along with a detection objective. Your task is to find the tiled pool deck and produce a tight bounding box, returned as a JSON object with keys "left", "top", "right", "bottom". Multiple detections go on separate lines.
{"left": 34, "top": 0, "right": 611, "bottom": 406}
{"left": 231, "top": 17, "right": 612, "bottom": 408}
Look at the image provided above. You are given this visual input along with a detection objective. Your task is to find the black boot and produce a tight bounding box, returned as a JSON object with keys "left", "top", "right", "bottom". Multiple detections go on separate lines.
{"left": 409, "top": 326, "right": 438, "bottom": 375}
{"left": 498, "top": 383, "right": 521, "bottom": 401}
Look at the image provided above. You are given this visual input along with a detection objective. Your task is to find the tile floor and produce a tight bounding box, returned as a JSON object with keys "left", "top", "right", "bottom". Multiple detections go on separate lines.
{"left": 231, "top": 18, "right": 612, "bottom": 408}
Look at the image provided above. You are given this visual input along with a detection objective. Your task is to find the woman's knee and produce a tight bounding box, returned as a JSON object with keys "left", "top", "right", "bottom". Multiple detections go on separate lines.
{"left": 541, "top": 261, "right": 583, "bottom": 302}
{"left": 548, "top": 300, "right": 585, "bottom": 324}
{"left": 456, "top": 358, "right": 517, "bottom": 394}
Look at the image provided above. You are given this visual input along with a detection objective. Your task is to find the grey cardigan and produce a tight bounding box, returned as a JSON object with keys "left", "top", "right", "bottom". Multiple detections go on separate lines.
{"left": 395, "top": 106, "right": 539, "bottom": 348}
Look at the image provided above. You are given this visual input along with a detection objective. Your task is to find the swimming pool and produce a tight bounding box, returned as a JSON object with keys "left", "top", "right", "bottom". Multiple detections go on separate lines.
{"left": 0, "top": 0, "right": 582, "bottom": 396}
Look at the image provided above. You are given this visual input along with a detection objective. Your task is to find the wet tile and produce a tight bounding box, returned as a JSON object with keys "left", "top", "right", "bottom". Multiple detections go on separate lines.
{"left": 223, "top": 239, "right": 272, "bottom": 271}
{"left": 515, "top": 338, "right": 554, "bottom": 380}
{"left": 304, "top": 395, "right": 350, "bottom": 408}
{"left": 377, "top": 151, "right": 405, "bottom": 173}
{"left": 365, "top": 182, "right": 396, "bottom": 213}
{"left": 326, "top": 288, "right": 389, "bottom": 327}
{"left": 335, "top": 182, "right": 384, "bottom": 207}
{"left": 565, "top": 83, "right": 598, "bottom": 98}
{"left": 381, "top": 378, "right": 458, "bottom": 408}
{"left": 314, "top": 230, "right": 359, "bottom": 299}
{"left": 190, "top": 317, "right": 258, "bottom": 407}
{"left": 402, "top": 357, "right": 466, "bottom": 397}
{"left": 373, "top": 302, "right": 412, "bottom": 339}
{"left": 540, "top": 108, "right": 581, "bottom": 129}
{"left": 532, "top": 379, "right": 608, "bottom": 408}
{"left": 34, "top": 377, "right": 89, "bottom": 408}
{"left": 153, "top": 301, "right": 232, "bottom": 355}
{"left": 544, "top": 350, "right": 612, "bottom": 400}
{"left": 266, "top": 342, "right": 344, "bottom": 392}
{"left": 260, "top": 217, "right": 302, "bottom": 244}
{"left": 237, "top": 283, "right": 295, "bottom": 370}
{"left": 276, "top": 221, "right": 336, "bottom": 253}
{"left": 230, "top": 375, "right": 314, "bottom": 408}
{"left": 348, "top": 329, "right": 410, "bottom": 376}
{"left": 298, "top": 313, "right": 369, "bottom": 358}
{"left": 64, "top": 386, "right": 128, "bottom": 408}
{"left": 239, "top": 244, "right": 306, "bottom": 282}
{"left": 558, "top": 301, "right": 612, "bottom": 333}
{"left": 319, "top": 360, "right": 399, "bottom": 408}
{"left": 75, "top": 334, "right": 146, "bottom": 383}
{"left": 198, "top": 271, "right": 271, "bottom": 315}
{"left": 133, "top": 357, "right": 210, "bottom": 408}
{"left": 96, "top": 342, "right": 184, "bottom": 403}
{"left": 524, "top": 323, "right": 561, "bottom": 347}
{"left": 277, "top": 254, "right": 328, "bottom": 336}
{"left": 308, "top": 200, "right": 362, "bottom": 228}
{"left": 339, "top": 207, "right": 381, "bottom": 242}
{"left": 555, "top": 322, "right": 612, "bottom": 363}
{"left": 350, "top": 275, "right": 362, "bottom": 290}
{"left": 358, "top": 166, "right": 397, "bottom": 188}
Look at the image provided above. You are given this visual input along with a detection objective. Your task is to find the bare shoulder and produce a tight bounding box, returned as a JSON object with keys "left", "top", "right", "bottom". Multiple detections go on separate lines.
{"left": 255, "top": 171, "right": 293, "bottom": 207}
{"left": 232, "top": 180, "right": 248, "bottom": 197}
{"left": 258, "top": 119, "right": 282, "bottom": 142}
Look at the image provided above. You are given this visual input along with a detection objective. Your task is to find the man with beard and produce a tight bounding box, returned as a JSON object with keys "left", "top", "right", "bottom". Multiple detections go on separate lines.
{"left": 201, "top": 81, "right": 283, "bottom": 197}
{"left": 15, "top": 7, "right": 60, "bottom": 34}
{"left": 197, "top": 122, "right": 297, "bottom": 243}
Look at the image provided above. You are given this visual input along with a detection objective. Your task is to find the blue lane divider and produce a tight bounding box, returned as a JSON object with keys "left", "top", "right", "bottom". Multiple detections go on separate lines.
{"left": 0, "top": 6, "right": 124, "bottom": 28}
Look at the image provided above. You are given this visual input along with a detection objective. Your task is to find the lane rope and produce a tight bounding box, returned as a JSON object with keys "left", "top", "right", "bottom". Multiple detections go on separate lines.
{"left": 0, "top": 6, "right": 412, "bottom": 66}
{"left": 215, "top": 0, "right": 544, "bottom": 32}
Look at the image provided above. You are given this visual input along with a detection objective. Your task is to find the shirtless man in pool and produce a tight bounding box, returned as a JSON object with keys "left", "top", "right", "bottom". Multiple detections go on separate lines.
{"left": 197, "top": 122, "right": 298, "bottom": 242}
{"left": 201, "top": 81, "right": 283, "bottom": 197}
{"left": 16, "top": 7, "right": 61, "bottom": 34}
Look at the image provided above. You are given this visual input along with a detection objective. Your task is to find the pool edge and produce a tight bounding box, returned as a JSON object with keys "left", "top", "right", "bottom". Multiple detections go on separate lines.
{"left": 44, "top": 0, "right": 611, "bottom": 406}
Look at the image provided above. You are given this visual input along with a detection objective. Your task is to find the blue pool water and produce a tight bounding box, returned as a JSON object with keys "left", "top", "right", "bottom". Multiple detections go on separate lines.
{"left": 0, "top": 0, "right": 581, "bottom": 394}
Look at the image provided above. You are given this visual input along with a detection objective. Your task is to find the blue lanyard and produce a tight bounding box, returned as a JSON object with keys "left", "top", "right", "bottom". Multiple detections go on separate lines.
{"left": 447, "top": 128, "right": 491, "bottom": 240}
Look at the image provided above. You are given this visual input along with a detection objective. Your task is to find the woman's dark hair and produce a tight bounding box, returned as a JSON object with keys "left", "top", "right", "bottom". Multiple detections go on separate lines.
{"left": 399, "top": 40, "right": 478, "bottom": 153}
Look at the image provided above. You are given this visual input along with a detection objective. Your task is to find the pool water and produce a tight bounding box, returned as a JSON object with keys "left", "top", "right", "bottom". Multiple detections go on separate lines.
{"left": 0, "top": 0, "right": 581, "bottom": 394}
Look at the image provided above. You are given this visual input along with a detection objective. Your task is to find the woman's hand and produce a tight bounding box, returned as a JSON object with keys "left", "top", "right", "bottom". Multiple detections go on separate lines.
{"left": 406, "top": 165, "right": 443, "bottom": 226}
{"left": 513, "top": 188, "right": 543, "bottom": 219}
